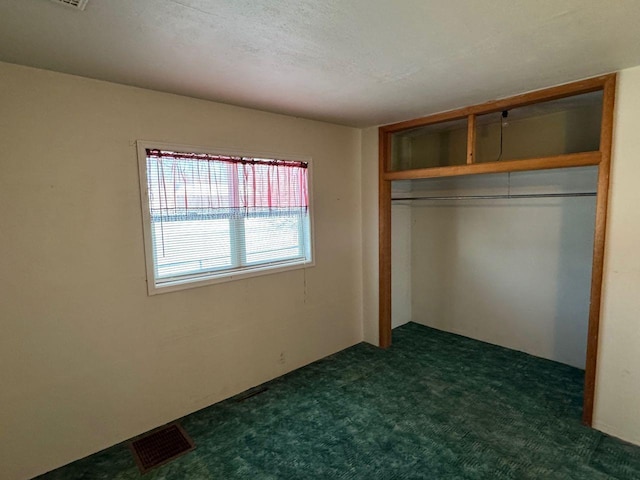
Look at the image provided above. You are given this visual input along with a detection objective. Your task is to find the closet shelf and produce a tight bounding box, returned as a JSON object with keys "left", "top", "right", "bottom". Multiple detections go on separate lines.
{"left": 391, "top": 192, "right": 597, "bottom": 201}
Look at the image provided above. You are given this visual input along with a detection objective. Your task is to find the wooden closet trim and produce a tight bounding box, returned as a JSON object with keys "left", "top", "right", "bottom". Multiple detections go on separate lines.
{"left": 383, "top": 151, "right": 601, "bottom": 181}
{"left": 377, "top": 73, "right": 617, "bottom": 428}
{"left": 381, "top": 74, "right": 612, "bottom": 134}
{"left": 378, "top": 129, "right": 392, "bottom": 348}
{"left": 582, "top": 73, "right": 616, "bottom": 425}
{"left": 466, "top": 114, "right": 476, "bottom": 165}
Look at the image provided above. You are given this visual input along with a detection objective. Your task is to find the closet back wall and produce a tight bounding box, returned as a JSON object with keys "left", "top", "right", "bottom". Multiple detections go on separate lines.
{"left": 410, "top": 188, "right": 596, "bottom": 368}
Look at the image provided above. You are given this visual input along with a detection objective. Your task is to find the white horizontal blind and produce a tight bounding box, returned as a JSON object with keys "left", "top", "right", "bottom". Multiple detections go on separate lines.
{"left": 142, "top": 148, "right": 312, "bottom": 288}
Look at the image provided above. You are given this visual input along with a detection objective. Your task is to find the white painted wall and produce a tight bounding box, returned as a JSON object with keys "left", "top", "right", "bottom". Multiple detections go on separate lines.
{"left": 391, "top": 202, "right": 412, "bottom": 328}
{"left": 409, "top": 169, "right": 597, "bottom": 369}
{"left": 0, "top": 62, "right": 363, "bottom": 480}
{"left": 593, "top": 66, "right": 640, "bottom": 445}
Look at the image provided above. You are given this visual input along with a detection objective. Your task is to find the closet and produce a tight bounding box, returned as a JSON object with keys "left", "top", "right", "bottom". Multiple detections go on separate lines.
{"left": 378, "top": 75, "right": 616, "bottom": 425}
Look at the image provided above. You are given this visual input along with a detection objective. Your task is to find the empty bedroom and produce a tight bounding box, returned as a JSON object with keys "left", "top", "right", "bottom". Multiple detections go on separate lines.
{"left": 1, "top": 1, "right": 640, "bottom": 479}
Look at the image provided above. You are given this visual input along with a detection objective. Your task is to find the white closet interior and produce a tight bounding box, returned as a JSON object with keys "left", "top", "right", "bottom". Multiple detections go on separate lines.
{"left": 392, "top": 167, "right": 597, "bottom": 368}
{"left": 390, "top": 90, "right": 604, "bottom": 369}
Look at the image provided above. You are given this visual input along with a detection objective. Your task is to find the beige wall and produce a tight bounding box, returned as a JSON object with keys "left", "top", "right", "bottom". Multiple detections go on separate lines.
{"left": 392, "top": 124, "right": 467, "bottom": 170}
{"left": 594, "top": 65, "right": 640, "bottom": 445}
{"left": 361, "top": 127, "right": 380, "bottom": 345}
{"left": 0, "top": 62, "right": 363, "bottom": 480}
{"left": 475, "top": 103, "right": 602, "bottom": 162}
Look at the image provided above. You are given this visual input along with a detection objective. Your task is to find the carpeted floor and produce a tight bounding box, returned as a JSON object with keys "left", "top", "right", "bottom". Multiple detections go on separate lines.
{"left": 38, "top": 322, "right": 640, "bottom": 479}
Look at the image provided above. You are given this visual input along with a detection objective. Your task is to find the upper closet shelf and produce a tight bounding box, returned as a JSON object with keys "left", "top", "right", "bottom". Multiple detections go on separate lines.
{"left": 381, "top": 75, "right": 613, "bottom": 181}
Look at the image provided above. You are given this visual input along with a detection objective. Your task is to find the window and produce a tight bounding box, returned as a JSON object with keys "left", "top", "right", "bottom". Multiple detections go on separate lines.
{"left": 137, "top": 142, "right": 314, "bottom": 294}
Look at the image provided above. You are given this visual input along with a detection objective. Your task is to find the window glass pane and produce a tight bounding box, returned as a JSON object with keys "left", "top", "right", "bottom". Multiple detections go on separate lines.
{"left": 244, "top": 213, "right": 304, "bottom": 264}
{"left": 153, "top": 218, "right": 231, "bottom": 278}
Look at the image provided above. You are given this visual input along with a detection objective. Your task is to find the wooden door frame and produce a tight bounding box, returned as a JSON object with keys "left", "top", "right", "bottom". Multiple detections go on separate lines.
{"left": 378, "top": 74, "right": 616, "bottom": 426}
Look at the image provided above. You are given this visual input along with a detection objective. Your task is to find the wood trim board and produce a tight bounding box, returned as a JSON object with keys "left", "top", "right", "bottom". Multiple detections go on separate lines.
{"left": 383, "top": 152, "right": 601, "bottom": 181}
{"left": 466, "top": 114, "right": 476, "bottom": 165}
{"left": 378, "top": 129, "right": 392, "bottom": 348}
{"left": 582, "top": 73, "right": 616, "bottom": 426}
{"left": 380, "top": 74, "right": 612, "bottom": 134}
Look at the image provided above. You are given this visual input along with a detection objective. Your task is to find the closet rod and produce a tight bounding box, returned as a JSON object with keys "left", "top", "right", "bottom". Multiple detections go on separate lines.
{"left": 391, "top": 192, "right": 597, "bottom": 201}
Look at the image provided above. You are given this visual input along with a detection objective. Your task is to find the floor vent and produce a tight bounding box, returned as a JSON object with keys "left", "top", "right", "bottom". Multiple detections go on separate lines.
{"left": 50, "top": 0, "right": 89, "bottom": 10}
{"left": 235, "top": 385, "right": 269, "bottom": 402}
{"left": 129, "top": 423, "right": 194, "bottom": 474}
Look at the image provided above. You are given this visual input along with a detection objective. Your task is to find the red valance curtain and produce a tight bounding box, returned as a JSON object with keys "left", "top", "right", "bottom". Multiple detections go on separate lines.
{"left": 145, "top": 149, "right": 309, "bottom": 219}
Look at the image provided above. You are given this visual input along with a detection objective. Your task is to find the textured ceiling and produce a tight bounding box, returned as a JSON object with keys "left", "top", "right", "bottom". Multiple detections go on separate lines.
{"left": 2, "top": 0, "right": 640, "bottom": 127}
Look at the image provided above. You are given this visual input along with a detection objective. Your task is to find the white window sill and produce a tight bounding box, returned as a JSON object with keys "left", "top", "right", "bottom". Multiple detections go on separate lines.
{"left": 148, "top": 259, "right": 315, "bottom": 295}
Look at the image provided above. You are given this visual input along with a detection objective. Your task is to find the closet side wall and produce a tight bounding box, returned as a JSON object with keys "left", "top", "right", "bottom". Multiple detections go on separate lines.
{"left": 392, "top": 203, "right": 412, "bottom": 328}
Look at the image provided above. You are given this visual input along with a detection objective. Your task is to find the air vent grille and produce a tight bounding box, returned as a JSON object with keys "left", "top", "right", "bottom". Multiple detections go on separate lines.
{"left": 130, "top": 423, "right": 195, "bottom": 474}
{"left": 50, "top": 0, "right": 89, "bottom": 10}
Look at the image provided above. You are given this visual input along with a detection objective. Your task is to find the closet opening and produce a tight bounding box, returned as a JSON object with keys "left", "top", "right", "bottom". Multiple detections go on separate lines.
{"left": 378, "top": 74, "right": 616, "bottom": 425}
{"left": 391, "top": 167, "right": 598, "bottom": 371}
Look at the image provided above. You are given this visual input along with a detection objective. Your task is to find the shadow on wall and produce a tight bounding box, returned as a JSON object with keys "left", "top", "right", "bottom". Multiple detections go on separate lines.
{"left": 553, "top": 195, "right": 596, "bottom": 368}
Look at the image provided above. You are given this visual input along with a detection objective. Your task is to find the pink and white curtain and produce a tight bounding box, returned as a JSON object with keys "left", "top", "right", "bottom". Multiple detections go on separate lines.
{"left": 145, "top": 149, "right": 309, "bottom": 220}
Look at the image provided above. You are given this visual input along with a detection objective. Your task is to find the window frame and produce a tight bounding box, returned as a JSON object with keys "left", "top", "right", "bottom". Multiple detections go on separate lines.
{"left": 136, "top": 140, "right": 316, "bottom": 295}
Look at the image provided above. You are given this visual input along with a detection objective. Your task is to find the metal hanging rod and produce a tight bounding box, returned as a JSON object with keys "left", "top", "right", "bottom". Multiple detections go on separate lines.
{"left": 391, "top": 192, "right": 597, "bottom": 201}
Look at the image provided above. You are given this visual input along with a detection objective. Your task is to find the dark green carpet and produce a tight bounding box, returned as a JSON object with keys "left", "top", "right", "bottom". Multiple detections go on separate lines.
{"left": 38, "top": 323, "right": 640, "bottom": 479}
